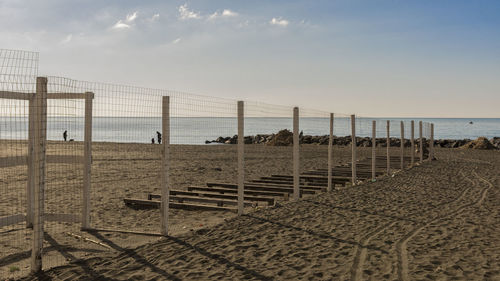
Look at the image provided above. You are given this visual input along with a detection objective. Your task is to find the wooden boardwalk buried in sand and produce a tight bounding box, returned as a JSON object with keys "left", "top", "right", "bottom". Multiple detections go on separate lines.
{"left": 17, "top": 148, "right": 500, "bottom": 280}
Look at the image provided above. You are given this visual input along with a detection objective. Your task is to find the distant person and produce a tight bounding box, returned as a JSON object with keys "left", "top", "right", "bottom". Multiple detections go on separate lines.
{"left": 151, "top": 138, "right": 155, "bottom": 144}
{"left": 156, "top": 131, "right": 162, "bottom": 144}
{"left": 63, "top": 130, "right": 67, "bottom": 142}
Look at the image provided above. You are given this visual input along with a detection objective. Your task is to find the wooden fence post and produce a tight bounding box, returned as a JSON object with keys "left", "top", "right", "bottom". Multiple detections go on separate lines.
{"left": 411, "top": 120, "right": 415, "bottom": 166}
{"left": 372, "top": 120, "right": 376, "bottom": 180}
{"left": 293, "top": 107, "right": 299, "bottom": 200}
{"left": 351, "top": 115, "right": 356, "bottom": 185}
{"left": 386, "top": 120, "right": 390, "bottom": 175}
{"left": 430, "top": 123, "right": 435, "bottom": 160}
{"left": 161, "top": 96, "right": 170, "bottom": 236}
{"left": 237, "top": 101, "right": 244, "bottom": 215}
{"left": 26, "top": 95, "right": 35, "bottom": 228}
{"left": 327, "top": 113, "right": 334, "bottom": 192}
{"left": 419, "top": 121, "right": 423, "bottom": 162}
{"left": 400, "top": 121, "right": 404, "bottom": 170}
{"left": 31, "top": 77, "right": 47, "bottom": 273}
{"left": 82, "top": 92, "right": 93, "bottom": 229}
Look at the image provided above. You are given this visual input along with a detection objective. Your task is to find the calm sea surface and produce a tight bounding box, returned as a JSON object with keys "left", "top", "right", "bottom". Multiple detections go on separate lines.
{"left": 0, "top": 117, "right": 498, "bottom": 144}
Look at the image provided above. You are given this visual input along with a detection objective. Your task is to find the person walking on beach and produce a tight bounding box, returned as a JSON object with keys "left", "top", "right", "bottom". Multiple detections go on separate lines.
{"left": 156, "top": 131, "right": 162, "bottom": 144}
{"left": 151, "top": 138, "right": 155, "bottom": 144}
{"left": 63, "top": 130, "right": 67, "bottom": 142}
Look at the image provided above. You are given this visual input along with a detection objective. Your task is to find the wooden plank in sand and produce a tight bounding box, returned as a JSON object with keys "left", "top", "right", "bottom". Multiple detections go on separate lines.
{"left": 268, "top": 174, "right": 352, "bottom": 183}
{"left": 123, "top": 198, "right": 237, "bottom": 212}
{"left": 0, "top": 214, "right": 26, "bottom": 228}
{"left": 0, "top": 156, "right": 27, "bottom": 168}
{"left": 168, "top": 194, "right": 254, "bottom": 207}
{"left": 305, "top": 168, "right": 377, "bottom": 175}
{"left": 150, "top": 190, "right": 275, "bottom": 205}
{"left": 187, "top": 186, "right": 290, "bottom": 200}
{"left": 246, "top": 180, "right": 327, "bottom": 190}
{"left": 206, "top": 182, "right": 317, "bottom": 195}
{"left": 251, "top": 178, "right": 329, "bottom": 187}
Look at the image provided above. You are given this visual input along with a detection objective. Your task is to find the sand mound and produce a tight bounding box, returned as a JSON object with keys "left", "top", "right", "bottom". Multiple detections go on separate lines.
{"left": 460, "top": 137, "right": 497, "bottom": 150}
{"left": 267, "top": 129, "right": 293, "bottom": 146}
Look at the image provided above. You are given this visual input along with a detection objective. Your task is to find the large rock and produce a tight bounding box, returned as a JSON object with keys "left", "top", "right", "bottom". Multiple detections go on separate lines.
{"left": 460, "top": 137, "right": 497, "bottom": 150}
{"left": 267, "top": 129, "right": 294, "bottom": 146}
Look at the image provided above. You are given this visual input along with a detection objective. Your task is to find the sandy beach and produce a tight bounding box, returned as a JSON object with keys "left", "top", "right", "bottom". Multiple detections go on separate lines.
{"left": 1, "top": 142, "right": 499, "bottom": 280}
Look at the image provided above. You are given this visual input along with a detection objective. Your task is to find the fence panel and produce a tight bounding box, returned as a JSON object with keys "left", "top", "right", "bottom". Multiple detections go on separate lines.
{"left": 0, "top": 49, "right": 38, "bottom": 278}
{"left": 0, "top": 48, "right": 442, "bottom": 278}
{"left": 168, "top": 93, "right": 238, "bottom": 234}
{"left": 299, "top": 108, "right": 330, "bottom": 193}
{"left": 242, "top": 101, "right": 294, "bottom": 199}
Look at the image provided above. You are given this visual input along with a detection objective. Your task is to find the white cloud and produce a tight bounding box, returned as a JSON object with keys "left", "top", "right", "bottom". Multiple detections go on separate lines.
{"left": 112, "top": 20, "right": 131, "bottom": 30}
{"left": 270, "top": 17, "right": 289, "bottom": 27}
{"left": 208, "top": 9, "right": 238, "bottom": 20}
{"left": 111, "top": 11, "right": 138, "bottom": 30}
{"left": 172, "top": 38, "right": 181, "bottom": 44}
{"left": 222, "top": 9, "right": 238, "bottom": 17}
{"left": 60, "top": 34, "right": 72, "bottom": 44}
{"left": 151, "top": 13, "right": 160, "bottom": 21}
{"left": 179, "top": 4, "right": 200, "bottom": 20}
{"left": 126, "top": 12, "right": 138, "bottom": 22}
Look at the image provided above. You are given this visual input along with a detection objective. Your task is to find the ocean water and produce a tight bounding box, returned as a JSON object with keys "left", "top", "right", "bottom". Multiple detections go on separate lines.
{"left": 0, "top": 117, "right": 498, "bottom": 144}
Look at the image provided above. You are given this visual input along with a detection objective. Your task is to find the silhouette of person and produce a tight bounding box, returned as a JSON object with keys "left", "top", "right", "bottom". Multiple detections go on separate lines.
{"left": 156, "top": 131, "right": 162, "bottom": 144}
{"left": 63, "top": 130, "right": 67, "bottom": 142}
{"left": 151, "top": 138, "right": 155, "bottom": 144}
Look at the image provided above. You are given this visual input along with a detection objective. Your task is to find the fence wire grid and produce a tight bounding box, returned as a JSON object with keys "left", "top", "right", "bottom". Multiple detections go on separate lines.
{"left": 0, "top": 49, "right": 436, "bottom": 278}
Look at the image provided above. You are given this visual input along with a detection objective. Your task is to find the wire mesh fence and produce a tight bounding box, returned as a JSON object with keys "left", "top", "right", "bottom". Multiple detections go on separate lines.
{"left": 243, "top": 102, "right": 294, "bottom": 201}
{"left": 0, "top": 48, "right": 437, "bottom": 278}
{"left": 0, "top": 49, "right": 38, "bottom": 278}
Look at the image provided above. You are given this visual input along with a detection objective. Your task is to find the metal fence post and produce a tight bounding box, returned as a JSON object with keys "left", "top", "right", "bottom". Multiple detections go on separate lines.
{"left": 82, "top": 92, "right": 93, "bottom": 229}
{"left": 400, "top": 121, "right": 404, "bottom": 170}
{"left": 411, "top": 120, "right": 415, "bottom": 166}
{"left": 237, "top": 101, "right": 244, "bottom": 215}
{"left": 26, "top": 94, "right": 35, "bottom": 228}
{"left": 372, "top": 120, "right": 376, "bottom": 180}
{"left": 430, "top": 123, "right": 435, "bottom": 160}
{"left": 293, "top": 107, "right": 300, "bottom": 200}
{"left": 386, "top": 120, "right": 390, "bottom": 175}
{"left": 419, "top": 121, "right": 423, "bottom": 162}
{"left": 161, "top": 96, "right": 170, "bottom": 236}
{"left": 327, "top": 113, "right": 334, "bottom": 192}
{"left": 351, "top": 115, "right": 356, "bottom": 185}
{"left": 31, "top": 77, "right": 47, "bottom": 273}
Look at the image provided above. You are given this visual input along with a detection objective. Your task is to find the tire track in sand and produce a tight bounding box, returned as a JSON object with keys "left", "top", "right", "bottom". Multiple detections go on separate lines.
{"left": 396, "top": 170, "right": 494, "bottom": 281}
{"left": 349, "top": 168, "right": 470, "bottom": 281}
{"left": 350, "top": 221, "right": 397, "bottom": 281}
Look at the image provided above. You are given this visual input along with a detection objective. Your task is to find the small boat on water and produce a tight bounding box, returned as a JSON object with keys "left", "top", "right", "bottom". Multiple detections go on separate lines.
{"left": 469, "top": 121, "right": 474, "bottom": 124}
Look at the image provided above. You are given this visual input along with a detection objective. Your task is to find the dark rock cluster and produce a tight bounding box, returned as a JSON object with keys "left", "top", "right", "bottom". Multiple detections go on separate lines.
{"left": 206, "top": 131, "right": 500, "bottom": 150}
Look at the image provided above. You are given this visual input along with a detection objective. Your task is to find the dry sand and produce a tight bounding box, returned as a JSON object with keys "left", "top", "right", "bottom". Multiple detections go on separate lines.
{"left": 1, "top": 142, "right": 499, "bottom": 280}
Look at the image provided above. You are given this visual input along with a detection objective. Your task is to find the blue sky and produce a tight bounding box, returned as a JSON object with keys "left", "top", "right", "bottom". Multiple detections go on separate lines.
{"left": 1, "top": 0, "right": 499, "bottom": 117}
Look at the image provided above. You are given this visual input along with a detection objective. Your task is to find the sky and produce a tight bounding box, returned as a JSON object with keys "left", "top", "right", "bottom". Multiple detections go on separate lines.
{"left": 1, "top": 0, "right": 499, "bottom": 117}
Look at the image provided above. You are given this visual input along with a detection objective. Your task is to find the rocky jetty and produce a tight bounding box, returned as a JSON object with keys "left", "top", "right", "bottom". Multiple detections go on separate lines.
{"left": 206, "top": 133, "right": 500, "bottom": 150}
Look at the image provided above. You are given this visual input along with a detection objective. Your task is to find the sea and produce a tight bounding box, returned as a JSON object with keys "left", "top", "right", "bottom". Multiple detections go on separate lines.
{"left": 0, "top": 117, "right": 498, "bottom": 145}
